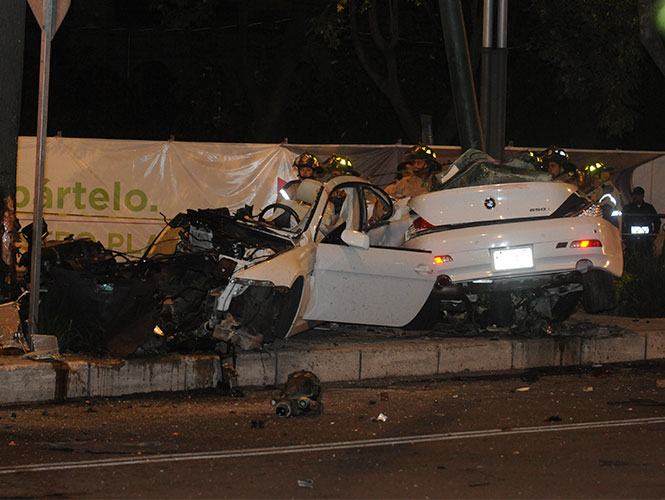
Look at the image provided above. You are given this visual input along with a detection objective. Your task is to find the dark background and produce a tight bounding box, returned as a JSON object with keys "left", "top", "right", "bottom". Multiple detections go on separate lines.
{"left": 17, "top": 0, "right": 665, "bottom": 150}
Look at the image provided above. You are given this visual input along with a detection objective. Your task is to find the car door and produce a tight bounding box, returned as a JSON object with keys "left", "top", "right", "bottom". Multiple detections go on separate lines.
{"left": 302, "top": 243, "right": 437, "bottom": 326}
{"left": 301, "top": 182, "right": 436, "bottom": 327}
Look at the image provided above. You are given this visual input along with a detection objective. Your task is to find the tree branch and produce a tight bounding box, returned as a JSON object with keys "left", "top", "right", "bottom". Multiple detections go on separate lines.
{"left": 388, "top": 0, "right": 399, "bottom": 50}
{"left": 638, "top": 0, "right": 665, "bottom": 79}
{"left": 368, "top": 0, "right": 388, "bottom": 51}
{"left": 350, "top": 0, "right": 385, "bottom": 88}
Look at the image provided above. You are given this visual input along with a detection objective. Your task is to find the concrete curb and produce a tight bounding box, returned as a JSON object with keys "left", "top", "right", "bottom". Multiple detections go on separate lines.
{"left": 2, "top": 315, "right": 665, "bottom": 406}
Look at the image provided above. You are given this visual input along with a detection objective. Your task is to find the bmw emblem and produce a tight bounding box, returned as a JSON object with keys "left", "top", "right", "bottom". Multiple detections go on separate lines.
{"left": 484, "top": 197, "right": 496, "bottom": 210}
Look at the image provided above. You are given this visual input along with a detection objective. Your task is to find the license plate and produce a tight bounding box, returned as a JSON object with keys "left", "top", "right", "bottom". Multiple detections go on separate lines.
{"left": 492, "top": 247, "right": 534, "bottom": 271}
{"left": 630, "top": 225, "right": 650, "bottom": 235}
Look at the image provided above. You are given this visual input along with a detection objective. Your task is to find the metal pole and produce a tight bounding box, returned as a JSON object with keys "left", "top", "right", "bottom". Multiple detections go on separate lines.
{"left": 28, "top": 0, "right": 55, "bottom": 346}
{"left": 497, "top": 0, "right": 508, "bottom": 48}
{"left": 493, "top": 0, "right": 508, "bottom": 162}
{"left": 480, "top": 0, "right": 508, "bottom": 161}
{"left": 480, "top": 0, "right": 494, "bottom": 153}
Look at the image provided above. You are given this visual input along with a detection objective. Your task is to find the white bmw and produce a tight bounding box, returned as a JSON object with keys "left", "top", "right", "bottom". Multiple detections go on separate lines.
{"left": 399, "top": 149, "right": 623, "bottom": 329}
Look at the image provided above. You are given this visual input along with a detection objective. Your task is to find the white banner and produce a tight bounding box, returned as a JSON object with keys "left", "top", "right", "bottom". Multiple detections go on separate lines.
{"left": 16, "top": 138, "right": 298, "bottom": 254}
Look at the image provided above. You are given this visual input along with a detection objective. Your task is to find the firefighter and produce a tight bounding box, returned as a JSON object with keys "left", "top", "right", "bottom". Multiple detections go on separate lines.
{"left": 580, "top": 161, "right": 620, "bottom": 227}
{"left": 540, "top": 146, "right": 577, "bottom": 181}
{"left": 385, "top": 144, "right": 442, "bottom": 199}
{"left": 279, "top": 152, "right": 320, "bottom": 201}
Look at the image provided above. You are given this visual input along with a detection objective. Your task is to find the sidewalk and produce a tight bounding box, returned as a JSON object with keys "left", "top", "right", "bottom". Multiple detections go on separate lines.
{"left": 2, "top": 313, "right": 665, "bottom": 406}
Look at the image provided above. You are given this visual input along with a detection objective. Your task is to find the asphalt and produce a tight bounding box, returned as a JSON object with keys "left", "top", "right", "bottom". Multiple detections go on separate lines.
{"left": 1, "top": 313, "right": 665, "bottom": 406}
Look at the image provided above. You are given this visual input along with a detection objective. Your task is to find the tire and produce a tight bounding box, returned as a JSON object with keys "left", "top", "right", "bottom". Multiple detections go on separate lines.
{"left": 582, "top": 270, "right": 617, "bottom": 313}
{"left": 403, "top": 293, "right": 440, "bottom": 330}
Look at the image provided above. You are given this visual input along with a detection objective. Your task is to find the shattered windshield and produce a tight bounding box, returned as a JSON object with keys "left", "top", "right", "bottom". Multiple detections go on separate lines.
{"left": 432, "top": 149, "right": 553, "bottom": 191}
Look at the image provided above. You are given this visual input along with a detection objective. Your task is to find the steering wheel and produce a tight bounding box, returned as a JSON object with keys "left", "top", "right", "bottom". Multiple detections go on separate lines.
{"left": 257, "top": 203, "right": 301, "bottom": 226}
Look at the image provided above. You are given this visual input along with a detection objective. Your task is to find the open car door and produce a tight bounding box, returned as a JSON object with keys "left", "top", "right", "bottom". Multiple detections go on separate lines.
{"left": 302, "top": 242, "right": 436, "bottom": 327}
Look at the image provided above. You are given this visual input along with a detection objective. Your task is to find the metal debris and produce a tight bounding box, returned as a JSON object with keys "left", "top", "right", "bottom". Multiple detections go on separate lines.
{"left": 272, "top": 370, "right": 323, "bottom": 418}
{"left": 297, "top": 479, "right": 314, "bottom": 489}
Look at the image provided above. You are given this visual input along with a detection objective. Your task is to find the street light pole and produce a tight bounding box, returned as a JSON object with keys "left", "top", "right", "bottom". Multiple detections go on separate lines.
{"left": 26, "top": 0, "right": 70, "bottom": 348}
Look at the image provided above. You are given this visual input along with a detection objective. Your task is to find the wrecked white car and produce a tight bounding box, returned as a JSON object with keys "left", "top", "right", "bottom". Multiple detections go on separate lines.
{"left": 31, "top": 148, "right": 623, "bottom": 353}
{"left": 142, "top": 176, "right": 438, "bottom": 345}
{"left": 398, "top": 149, "right": 623, "bottom": 330}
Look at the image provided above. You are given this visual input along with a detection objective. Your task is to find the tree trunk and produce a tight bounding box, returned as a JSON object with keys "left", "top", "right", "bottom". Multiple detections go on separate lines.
{"left": 0, "top": 0, "right": 26, "bottom": 299}
{"left": 349, "top": 0, "right": 421, "bottom": 143}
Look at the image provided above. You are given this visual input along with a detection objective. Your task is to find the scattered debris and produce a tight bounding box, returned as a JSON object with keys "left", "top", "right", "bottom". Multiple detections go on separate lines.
{"left": 656, "top": 380, "right": 665, "bottom": 388}
{"left": 297, "top": 479, "right": 314, "bottom": 489}
{"left": 582, "top": 386, "right": 594, "bottom": 392}
{"left": 371, "top": 413, "right": 388, "bottom": 422}
{"left": 272, "top": 371, "right": 323, "bottom": 418}
{"left": 251, "top": 420, "right": 265, "bottom": 429}
{"left": 380, "top": 391, "right": 390, "bottom": 401}
{"left": 0, "top": 299, "right": 24, "bottom": 353}
{"left": 544, "top": 415, "right": 562, "bottom": 422}
{"left": 214, "top": 323, "right": 263, "bottom": 351}
{"left": 515, "top": 387, "right": 530, "bottom": 392}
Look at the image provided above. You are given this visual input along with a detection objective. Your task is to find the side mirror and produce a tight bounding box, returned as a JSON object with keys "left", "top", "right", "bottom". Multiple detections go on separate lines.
{"left": 341, "top": 229, "right": 370, "bottom": 249}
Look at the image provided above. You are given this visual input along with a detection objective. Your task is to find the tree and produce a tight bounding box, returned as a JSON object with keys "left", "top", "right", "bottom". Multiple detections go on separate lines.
{"left": 638, "top": 0, "right": 665, "bottom": 78}
{"left": 522, "top": 0, "right": 646, "bottom": 138}
{"left": 0, "top": 0, "right": 26, "bottom": 299}
{"left": 317, "top": 0, "right": 485, "bottom": 145}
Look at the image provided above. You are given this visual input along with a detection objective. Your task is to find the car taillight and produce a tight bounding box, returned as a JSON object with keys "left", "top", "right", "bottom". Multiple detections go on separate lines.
{"left": 570, "top": 239, "right": 602, "bottom": 248}
{"left": 406, "top": 216, "right": 437, "bottom": 241}
{"left": 413, "top": 217, "right": 436, "bottom": 230}
{"left": 434, "top": 255, "right": 453, "bottom": 265}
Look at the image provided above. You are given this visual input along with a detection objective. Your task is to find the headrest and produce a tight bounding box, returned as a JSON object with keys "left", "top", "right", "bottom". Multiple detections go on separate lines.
{"left": 295, "top": 179, "right": 323, "bottom": 205}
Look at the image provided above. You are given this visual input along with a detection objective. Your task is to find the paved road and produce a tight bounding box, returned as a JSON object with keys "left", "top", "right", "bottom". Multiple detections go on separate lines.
{"left": 2, "top": 362, "right": 665, "bottom": 498}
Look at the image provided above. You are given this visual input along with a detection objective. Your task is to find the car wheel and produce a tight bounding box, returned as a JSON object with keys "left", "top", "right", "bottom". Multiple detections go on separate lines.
{"left": 403, "top": 293, "right": 440, "bottom": 330}
{"left": 551, "top": 291, "right": 582, "bottom": 322}
{"left": 273, "top": 276, "right": 304, "bottom": 340}
{"left": 582, "top": 270, "right": 617, "bottom": 313}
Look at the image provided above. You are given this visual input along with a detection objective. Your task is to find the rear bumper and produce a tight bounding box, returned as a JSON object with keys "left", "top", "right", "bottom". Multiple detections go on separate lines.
{"left": 405, "top": 216, "right": 623, "bottom": 283}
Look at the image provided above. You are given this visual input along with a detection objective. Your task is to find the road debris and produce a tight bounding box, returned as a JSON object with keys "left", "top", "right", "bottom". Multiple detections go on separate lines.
{"left": 297, "top": 479, "right": 314, "bottom": 489}
{"left": 371, "top": 412, "right": 388, "bottom": 422}
{"left": 515, "top": 386, "right": 530, "bottom": 392}
{"left": 272, "top": 370, "right": 322, "bottom": 418}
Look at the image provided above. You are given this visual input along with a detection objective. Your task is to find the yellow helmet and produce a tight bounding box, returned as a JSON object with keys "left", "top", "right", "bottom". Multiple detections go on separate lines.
{"left": 326, "top": 154, "right": 356, "bottom": 176}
